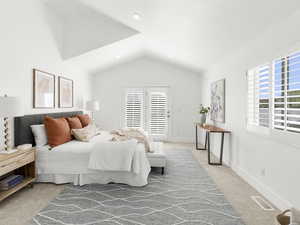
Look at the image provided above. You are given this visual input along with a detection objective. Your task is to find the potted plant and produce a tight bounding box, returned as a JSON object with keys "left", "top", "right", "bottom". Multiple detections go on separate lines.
{"left": 199, "top": 104, "right": 210, "bottom": 125}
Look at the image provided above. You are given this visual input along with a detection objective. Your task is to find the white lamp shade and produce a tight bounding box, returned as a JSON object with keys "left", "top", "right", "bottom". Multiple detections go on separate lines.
{"left": 86, "top": 100, "right": 100, "bottom": 111}
{"left": 0, "top": 96, "right": 23, "bottom": 117}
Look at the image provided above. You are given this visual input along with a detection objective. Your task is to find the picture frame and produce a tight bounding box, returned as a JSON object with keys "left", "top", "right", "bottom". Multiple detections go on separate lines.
{"left": 210, "top": 78, "right": 225, "bottom": 123}
{"left": 33, "top": 69, "right": 55, "bottom": 109}
{"left": 58, "top": 76, "right": 74, "bottom": 108}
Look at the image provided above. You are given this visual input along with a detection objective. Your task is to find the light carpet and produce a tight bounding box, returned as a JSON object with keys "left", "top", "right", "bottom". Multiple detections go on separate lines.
{"left": 30, "top": 148, "right": 245, "bottom": 225}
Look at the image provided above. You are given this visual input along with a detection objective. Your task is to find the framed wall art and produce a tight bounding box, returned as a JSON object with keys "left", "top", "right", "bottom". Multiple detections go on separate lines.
{"left": 58, "top": 76, "right": 73, "bottom": 108}
{"left": 33, "top": 69, "right": 55, "bottom": 108}
{"left": 210, "top": 79, "right": 225, "bottom": 123}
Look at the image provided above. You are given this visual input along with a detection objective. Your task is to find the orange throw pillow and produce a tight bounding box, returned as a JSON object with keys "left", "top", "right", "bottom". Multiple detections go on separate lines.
{"left": 44, "top": 116, "right": 72, "bottom": 147}
{"left": 77, "top": 114, "right": 91, "bottom": 127}
{"left": 66, "top": 117, "right": 83, "bottom": 129}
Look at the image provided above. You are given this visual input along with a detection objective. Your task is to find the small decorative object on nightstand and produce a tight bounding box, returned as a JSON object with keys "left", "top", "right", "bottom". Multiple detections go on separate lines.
{"left": 0, "top": 95, "right": 23, "bottom": 154}
{"left": 0, "top": 148, "right": 36, "bottom": 202}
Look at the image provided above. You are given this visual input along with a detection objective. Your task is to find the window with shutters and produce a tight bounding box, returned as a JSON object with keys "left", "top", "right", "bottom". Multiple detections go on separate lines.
{"left": 247, "top": 64, "right": 271, "bottom": 128}
{"left": 124, "top": 87, "right": 169, "bottom": 138}
{"left": 273, "top": 52, "right": 300, "bottom": 133}
{"left": 247, "top": 50, "right": 300, "bottom": 135}
{"left": 125, "top": 88, "right": 145, "bottom": 129}
{"left": 149, "top": 91, "right": 168, "bottom": 136}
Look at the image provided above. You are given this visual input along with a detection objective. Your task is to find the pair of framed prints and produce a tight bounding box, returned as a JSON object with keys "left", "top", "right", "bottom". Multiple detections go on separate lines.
{"left": 33, "top": 69, "right": 73, "bottom": 109}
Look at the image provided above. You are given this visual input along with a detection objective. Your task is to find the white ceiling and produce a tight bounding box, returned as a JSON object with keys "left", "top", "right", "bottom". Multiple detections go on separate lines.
{"left": 44, "top": 0, "right": 139, "bottom": 60}
{"left": 45, "top": 0, "right": 300, "bottom": 74}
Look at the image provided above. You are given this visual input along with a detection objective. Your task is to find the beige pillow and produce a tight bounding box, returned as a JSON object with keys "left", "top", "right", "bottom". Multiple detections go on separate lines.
{"left": 71, "top": 124, "right": 98, "bottom": 142}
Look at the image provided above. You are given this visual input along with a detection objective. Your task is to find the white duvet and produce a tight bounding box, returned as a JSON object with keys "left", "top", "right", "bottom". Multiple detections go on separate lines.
{"left": 36, "top": 131, "right": 151, "bottom": 186}
{"left": 88, "top": 139, "right": 137, "bottom": 172}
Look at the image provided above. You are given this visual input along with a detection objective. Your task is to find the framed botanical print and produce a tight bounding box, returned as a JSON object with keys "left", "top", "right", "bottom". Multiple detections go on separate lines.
{"left": 33, "top": 69, "right": 55, "bottom": 108}
{"left": 58, "top": 76, "right": 73, "bottom": 108}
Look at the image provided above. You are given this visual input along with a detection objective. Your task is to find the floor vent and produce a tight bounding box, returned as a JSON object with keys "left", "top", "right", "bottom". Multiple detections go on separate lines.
{"left": 251, "top": 196, "right": 274, "bottom": 211}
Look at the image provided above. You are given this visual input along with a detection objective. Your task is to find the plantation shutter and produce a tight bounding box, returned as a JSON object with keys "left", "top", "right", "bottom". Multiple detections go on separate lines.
{"left": 125, "top": 88, "right": 144, "bottom": 129}
{"left": 247, "top": 64, "right": 271, "bottom": 127}
{"left": 273, "top": 52, "right": 300, "bottom": 133}
{"left": 247, "top": 70, "right": 255, "bottom": 125}
{"left": 149, "top": 91, "right": 168, "bottom": 136}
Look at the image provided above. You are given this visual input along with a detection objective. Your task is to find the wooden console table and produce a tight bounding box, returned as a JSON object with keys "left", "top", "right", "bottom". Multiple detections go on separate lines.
{"left": 195, "top": 123, "right": 230, "bottom": 165}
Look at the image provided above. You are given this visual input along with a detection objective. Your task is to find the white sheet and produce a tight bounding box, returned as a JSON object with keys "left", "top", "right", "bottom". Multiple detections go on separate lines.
{"left": 36, "top": 131, "right": 151, "bottom": 186}
{"left": 88, "top": 139, "right": 137, "bottom": 172}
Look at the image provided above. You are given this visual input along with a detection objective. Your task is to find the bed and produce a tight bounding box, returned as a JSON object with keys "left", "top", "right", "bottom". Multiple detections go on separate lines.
{"left": 14, "top": 111, "right": 151, "bottom": 186}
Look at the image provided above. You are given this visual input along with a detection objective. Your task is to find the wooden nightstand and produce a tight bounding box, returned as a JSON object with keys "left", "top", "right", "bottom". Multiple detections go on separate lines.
{"left": 0, "top": 148, "right": 36, "bottom": 201}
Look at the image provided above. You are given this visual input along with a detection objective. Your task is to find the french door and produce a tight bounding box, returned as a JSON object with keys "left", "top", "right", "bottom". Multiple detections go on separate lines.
{"left": 124, "top": 87, "right": 170, "bottom": 140}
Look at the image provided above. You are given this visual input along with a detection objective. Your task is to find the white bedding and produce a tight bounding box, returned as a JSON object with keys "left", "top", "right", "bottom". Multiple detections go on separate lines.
{"left": 88, "top": 139, "right": 137, "bottom": 172}
{"left": 36, "top": 131, "right": 151, "bottom": 186}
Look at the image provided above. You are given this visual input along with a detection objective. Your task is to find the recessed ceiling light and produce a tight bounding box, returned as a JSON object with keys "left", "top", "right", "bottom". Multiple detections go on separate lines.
{"left": 132, "top": 12, "right": 141, "bottom": 20}
{"left": 116, "top": 55, "right": 121, "bottom": 59}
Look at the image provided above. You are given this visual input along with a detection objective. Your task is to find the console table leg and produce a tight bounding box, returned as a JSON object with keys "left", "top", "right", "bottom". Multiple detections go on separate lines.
{"left": 196, "top": 125, "right": 207, "bottom": 150}
{"left": 195, "top": 125, "right": 198, "bottom": 149}
{"left": 219, "top": 133, "right": 224, "bottom": 165}
{"left": 207, "top": 132, "right": 211, "bottom": 163}
{"left": 205, "top": 132, "right": 208, "bottom": 149}
{"left": 208, "top": 132, "right": 224, "bottom": 166}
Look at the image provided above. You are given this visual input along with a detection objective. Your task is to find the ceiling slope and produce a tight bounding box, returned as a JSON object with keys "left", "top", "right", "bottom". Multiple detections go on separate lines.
{"left": 64, "top": 34, "right": 146, "bottom": 74}
{"left": 44, "top": 0, "right": 139, "bottom": 59}
{"left": 44, "top": 0, "right": 300, "bottom": 74}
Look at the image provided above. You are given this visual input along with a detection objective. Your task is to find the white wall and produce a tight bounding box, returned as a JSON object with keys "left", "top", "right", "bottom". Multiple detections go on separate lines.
{"left": 0, "top": 0, "right": 92, "bottom": 147}
{"left": 92, "top": 56, "right": 203, "bottom": 142}
{"left": 202, "top": 9, "right": 300, "bottom": 209}
{"left": 0, "top": 0, "right": 92, "bottom": 113}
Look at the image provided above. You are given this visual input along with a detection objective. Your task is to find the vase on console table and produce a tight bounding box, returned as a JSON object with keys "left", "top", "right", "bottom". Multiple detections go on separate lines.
{"left": 198, "top": 104, "right": 210, "bottom": 126}
{"left": 199, "top": 114, "right": 206, "bottom": 126}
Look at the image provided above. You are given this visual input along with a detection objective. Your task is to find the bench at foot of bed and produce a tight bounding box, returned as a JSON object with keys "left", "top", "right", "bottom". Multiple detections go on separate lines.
{"left": 147, "top": 142, "right": 166, "bottom": 175}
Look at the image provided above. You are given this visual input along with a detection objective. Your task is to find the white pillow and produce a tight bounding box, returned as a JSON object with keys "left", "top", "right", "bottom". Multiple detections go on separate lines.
{"left": 72, "top": 124, "right": 98, "bottom": 142}
{"left": 30, "top": 124, "right": 48, "bottom": 147}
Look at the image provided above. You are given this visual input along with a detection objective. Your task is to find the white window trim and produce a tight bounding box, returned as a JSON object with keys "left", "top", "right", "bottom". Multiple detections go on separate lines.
{"left": 246, "top": 122, "right": 300, "bottom": 148}
{"left": 246, "top": 124, "right": 270, "bottom": 136}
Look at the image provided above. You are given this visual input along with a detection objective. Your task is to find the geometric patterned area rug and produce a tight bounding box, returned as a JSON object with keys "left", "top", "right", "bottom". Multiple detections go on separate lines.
{"left": 30, "top": 148, "right": 245, "bottom": 225}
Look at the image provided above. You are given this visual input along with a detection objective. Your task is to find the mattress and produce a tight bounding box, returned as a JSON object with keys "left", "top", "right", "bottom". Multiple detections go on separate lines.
{"left": 36, "top": 131, "right": 151, "bottom": 186}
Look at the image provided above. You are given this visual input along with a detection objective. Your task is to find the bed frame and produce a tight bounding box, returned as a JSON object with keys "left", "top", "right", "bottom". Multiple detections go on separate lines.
{"left": 14, "top": 111, "right": 83, "bottom": 147}
{"left": 14, "top": 111, "right": 166, "bottom": 176}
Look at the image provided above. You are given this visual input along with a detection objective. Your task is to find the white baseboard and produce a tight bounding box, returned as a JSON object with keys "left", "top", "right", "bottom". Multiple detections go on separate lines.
{"left": 178, "top": 144, "right": 291, "bottom": 210}
{"left": 232, "top": 164, "right": 292, "bottom": 211}
{"left": 209, "top": 151, "right": 292, "bottom": 210}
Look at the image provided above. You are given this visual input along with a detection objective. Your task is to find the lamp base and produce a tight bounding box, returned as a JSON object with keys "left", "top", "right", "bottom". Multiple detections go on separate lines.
{"left": 0, "top": 149, "right": 18, "bottom": 154}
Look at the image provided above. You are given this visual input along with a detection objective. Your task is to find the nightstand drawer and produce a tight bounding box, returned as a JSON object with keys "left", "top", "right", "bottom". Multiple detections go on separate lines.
{"left": 0, "top": 151, "right": 34, "bottom": 177}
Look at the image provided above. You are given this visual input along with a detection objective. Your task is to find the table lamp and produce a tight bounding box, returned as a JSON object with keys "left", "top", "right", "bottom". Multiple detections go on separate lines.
{"left": 86, "top": 100, "right": 100, "bottom": 121}
{"left": 0, "top": 95, "right": 23, "bottom": 154}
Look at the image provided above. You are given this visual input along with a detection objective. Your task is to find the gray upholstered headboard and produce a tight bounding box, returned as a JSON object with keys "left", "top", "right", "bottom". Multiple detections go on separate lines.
{"left": 14, "top": 111, "right": 83, "bottom": 146}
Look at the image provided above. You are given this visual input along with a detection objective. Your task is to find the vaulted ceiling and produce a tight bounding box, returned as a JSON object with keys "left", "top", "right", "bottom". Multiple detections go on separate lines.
{"left": 44, "top": 0, "right": 300, "bottom": 74}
